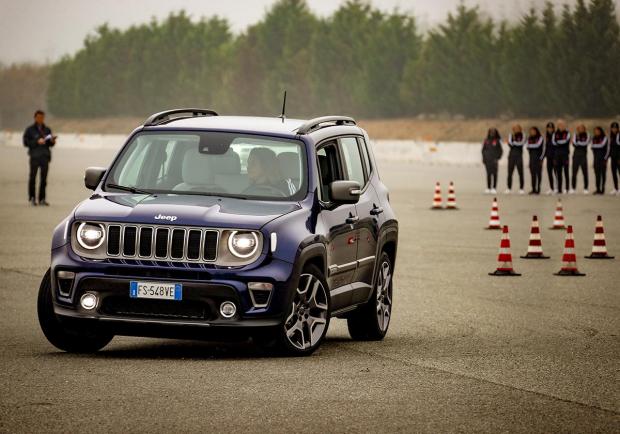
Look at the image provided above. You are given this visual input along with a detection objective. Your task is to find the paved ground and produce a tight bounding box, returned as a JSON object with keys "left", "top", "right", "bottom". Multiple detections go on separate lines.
{"left": 0, "top": 146, "right": 618, "bottom": 433}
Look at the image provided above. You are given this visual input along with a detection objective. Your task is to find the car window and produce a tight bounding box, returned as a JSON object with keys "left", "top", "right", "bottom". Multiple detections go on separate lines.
{"left": 106, "top": 132, "right": 307, "bottom": 201}
{"left": 340, "top": 137, "right": 366, "bottom": 186}
{"left": 358, "top": 138, "right": 372, "bottom": 179}
{"left": 316, "top": 142, "right": 341, "bottom": 202}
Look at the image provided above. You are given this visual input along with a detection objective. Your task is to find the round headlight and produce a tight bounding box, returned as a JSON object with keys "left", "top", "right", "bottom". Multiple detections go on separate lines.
{"left": 227, "top": 231, "right": 259, "bottom": 258}
{"left": 77, "top": 222, "right": 105, "bottom": 250}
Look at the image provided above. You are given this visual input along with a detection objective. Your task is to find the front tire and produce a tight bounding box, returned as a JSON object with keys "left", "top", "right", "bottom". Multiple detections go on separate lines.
{"left": 37, "top": 269, "right": 113, "bottom": 353}
{"left": 347, "top": 252, "right": 393, "bottom": 340}
{"left": 267, "top": 264, "right": 331, "bottom": 356}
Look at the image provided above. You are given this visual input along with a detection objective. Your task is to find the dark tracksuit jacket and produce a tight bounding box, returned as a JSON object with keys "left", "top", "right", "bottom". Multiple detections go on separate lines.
{"left": 571, "top": 131, "right": 589, "bottom": 190}
{"left": 482, "top": 138, "right": 503, "bottom": 189}
{"left": 23, "top": 123, "right": 55, "bottom": 201}
{"left": 552, "top": 129, "right": 571, "bottom": 192}
{"left": 591, "top": 134, "right": 610, "bottom": 193}
{"left": 610, "top": 131, "right": 620, "bottom": 190}
{"left": 507, "top": 132, "right": 526, "bottom": 190}
{"left": 526, "top": 133, "right": 544, "bottom": 193}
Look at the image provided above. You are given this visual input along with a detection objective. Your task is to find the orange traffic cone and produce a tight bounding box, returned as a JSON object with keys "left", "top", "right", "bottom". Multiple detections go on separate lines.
{"left": 485, "top": 198, "right": 501, "bottom": 230}
{"left": 554, "top": 225, "right": 586, "bottom": 276}
{"left": 585, "top": 215, "right": 614, "bottom": 259}
{"left": 431, "top": 182, "right": 443, "bottom": 209}
{"left": 445, "top": 181, "right": 458, "bottom": 209}
{"left": 521, "top": 215, "right": 550, "bottom": 259}
{"left": 549, "top": 199, "right": 565, "bottom": 230}
{"left": 489, "top": 225, "right": 521, "bottom": 276}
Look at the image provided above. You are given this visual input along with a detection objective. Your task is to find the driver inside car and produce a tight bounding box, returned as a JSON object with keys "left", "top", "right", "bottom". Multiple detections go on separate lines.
{"left": 245, "top": 147, "right": 295, "bottom": 196}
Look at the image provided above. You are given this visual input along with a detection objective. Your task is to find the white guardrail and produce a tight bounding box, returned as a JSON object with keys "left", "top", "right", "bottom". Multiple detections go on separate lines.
{"left": 1, "top": 131, "right": 484, "bottom": 166}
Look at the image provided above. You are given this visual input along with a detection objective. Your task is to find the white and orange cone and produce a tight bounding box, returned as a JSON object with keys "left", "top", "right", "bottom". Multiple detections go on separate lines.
{"left": 485, "top": 198, "right": 501, "bottom": 230}
{"left": 554, "top": 225, "right": 586, "bottom": 276}
{"left": 585, "top": 215, "right": 614, "bottom": 259}
{"left": 489, "top": 225, "right": 521, "bottom": 276}
{"left": 521, "top": 215, "right": 550, "bottom": 259}
{"left": 549, "top": 199, "right": 565, "bottom": 230}
{"left": 431, "top": 182, "right": 443, "bottom": 209}
{"left": 445, "top": 181, "right": 458, "bottom": 210}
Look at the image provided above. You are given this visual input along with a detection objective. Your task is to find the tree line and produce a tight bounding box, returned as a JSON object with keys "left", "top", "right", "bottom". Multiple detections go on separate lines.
{"left": 45, "top": 0, "right": 620, "bottom": 120}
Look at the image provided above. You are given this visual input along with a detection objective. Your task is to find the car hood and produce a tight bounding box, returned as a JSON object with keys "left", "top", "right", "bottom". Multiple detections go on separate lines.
{"left": 74, "top": 193, "right": 301, "bottom": 230}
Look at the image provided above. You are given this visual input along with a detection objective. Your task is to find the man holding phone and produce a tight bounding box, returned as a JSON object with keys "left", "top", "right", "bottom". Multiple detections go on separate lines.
{"left": 23, "top": 110, "right": 56, "bottom": 206}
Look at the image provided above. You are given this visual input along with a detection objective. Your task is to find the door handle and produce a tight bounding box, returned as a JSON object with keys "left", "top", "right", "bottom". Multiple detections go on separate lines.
{"left": 346, "top": 215, "right": 359, "bottom": 224}
{"left": 370, "top": 206, "right": 384, "bottom": 216}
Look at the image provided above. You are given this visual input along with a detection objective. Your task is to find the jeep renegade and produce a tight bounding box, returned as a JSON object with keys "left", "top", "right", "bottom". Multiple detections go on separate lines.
{"left": 38, "top": 109, "right": 398, "bottom": 356}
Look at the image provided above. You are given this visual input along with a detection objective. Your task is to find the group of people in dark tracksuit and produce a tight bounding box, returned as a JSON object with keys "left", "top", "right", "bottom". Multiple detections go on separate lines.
{"left": 482, "top": 120, "right": 620, "bottom": 195}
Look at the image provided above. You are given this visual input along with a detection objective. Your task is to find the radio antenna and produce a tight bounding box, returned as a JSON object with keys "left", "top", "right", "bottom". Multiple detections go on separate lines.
{"left": 278, "top": 90, "right": 287, "bottom": 123}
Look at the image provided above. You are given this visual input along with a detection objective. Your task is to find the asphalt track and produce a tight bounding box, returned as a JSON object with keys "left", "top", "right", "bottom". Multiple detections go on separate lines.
{"left": 0, "top": 146, "right": 618, "bottom": 433}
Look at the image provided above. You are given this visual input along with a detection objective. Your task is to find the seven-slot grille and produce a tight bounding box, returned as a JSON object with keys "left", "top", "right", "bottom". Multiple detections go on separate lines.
{"left": 105, "top": 224, "right": 219, "bottom": 263}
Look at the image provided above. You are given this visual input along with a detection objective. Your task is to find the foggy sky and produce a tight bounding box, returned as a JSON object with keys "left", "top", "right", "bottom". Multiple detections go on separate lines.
{"left": 0, "top": 0, "right": 579, "bottom": 64}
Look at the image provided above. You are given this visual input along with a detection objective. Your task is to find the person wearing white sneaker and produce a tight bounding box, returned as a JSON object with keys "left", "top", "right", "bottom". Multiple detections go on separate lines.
{"left": 507, "top": 125, "right": 526, "bottom": 194}
{"left": 543, "top": 122, "right": 557, "bottom": 195}
{"left": 484, "top": 188, "right": 491, "bottom": 194}
{"left": 504, "top": 188, "right": 511, "bottom": 194}
{"left": 552, "top": 121, "right": 571, "bottom": 194}
{"left": 609, "top": 121, "right": 619, "bottom": 193}
{"left": 526, "top": 126, "right": 544, "bottom": 194}
{"left": 591, "top": 126, "right": 610, "bottom": 194}
{"left": 482, "top": 128, "right": 503, "bottom": 194}
{"left": 519, "top": 189, "right": 525, "bottom": 194}
{"left": 571, "top": 124, "right": 589, "bottom": 194}
{"left": 490, "top": 188, "right": 497, "bottom": 194}
{"left": 584, "top": 189, "right": 589, "bottom": 194}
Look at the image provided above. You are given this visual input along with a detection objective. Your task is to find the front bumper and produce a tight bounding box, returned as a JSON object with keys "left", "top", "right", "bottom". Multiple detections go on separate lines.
{"left": 50, "top": 244, "right": 296, "bottom": 339}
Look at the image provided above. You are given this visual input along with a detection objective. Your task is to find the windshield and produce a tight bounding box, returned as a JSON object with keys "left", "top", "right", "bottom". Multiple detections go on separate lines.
{"left": 105, "top": 131, "right": 307, "bottom": 200}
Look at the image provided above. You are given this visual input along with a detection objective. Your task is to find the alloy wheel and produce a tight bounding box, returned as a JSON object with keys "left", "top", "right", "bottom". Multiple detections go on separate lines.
{"left": 284, "top": 273, "right": 328, "bottom": 350}
{"left": 376, "top": 260, "right": 392, "bottom": 332}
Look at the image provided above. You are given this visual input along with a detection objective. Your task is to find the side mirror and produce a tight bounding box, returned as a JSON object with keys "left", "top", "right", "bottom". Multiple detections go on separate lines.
{"left": 84, "top": 167, "right": 106, "bottom": 190}
{"left": 329, "top": 180, "right": 361, "bottom": 204}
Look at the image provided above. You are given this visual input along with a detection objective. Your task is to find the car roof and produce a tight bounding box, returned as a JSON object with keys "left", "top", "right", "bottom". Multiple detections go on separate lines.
{"left": 146, "top": 116, "right": 305, "bottom": 136}
{"left": 142, "top": 115, "right": 364, "bottom": 140}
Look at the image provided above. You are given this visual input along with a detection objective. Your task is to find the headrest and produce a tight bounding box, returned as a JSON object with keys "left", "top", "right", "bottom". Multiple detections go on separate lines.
{"left": 277, "top": 152, "right": 299, "bottom": 179}
{"left": 181, "top": 147, "right": 214, "bottom": 185}
{"left": 210, "top": 148, "right": 241, "bottom": 175}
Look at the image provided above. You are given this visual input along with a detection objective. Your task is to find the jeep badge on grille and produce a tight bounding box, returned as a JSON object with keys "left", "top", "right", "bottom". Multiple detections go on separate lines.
{"left": 154, "top": 214, "right": 177, "bottom": 222}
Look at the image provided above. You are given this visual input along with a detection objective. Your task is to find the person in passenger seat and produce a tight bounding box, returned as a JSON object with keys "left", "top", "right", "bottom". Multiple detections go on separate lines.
{"left": 245, "top": 147, "right": 295, "bottom": 196}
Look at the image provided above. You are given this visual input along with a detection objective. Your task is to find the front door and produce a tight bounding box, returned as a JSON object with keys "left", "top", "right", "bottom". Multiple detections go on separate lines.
{"left": 339, "top": 137, "right": 379, "bottom": 303}
{"left": 316, "top": 141, "right": 358, "bottom": 310}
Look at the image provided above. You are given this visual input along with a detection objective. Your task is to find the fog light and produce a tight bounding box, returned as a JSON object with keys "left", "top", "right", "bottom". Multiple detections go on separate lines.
{"left": 80, "top": 292, "right": 98, "bottom": 310}
{"left": 219, "top": 301, "right": 237, "bottom": 318}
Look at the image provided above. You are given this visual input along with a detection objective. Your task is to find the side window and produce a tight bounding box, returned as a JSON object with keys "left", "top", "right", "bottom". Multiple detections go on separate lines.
{"left": 316, "top": 143, "right": 341, "bottom": 202}
{"left": 340, "top": 137, "right": 366, "bottom": 186}
{"left": 358, "top": 138, "right": 372, "bottom": 179}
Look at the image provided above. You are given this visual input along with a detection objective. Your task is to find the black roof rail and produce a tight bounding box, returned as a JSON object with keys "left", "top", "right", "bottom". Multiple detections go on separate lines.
{"left": 144, "top": 108, "right": 218, "bottom": 126}
{"left": 296, "top": 116, "right": 356, "bottom": 135}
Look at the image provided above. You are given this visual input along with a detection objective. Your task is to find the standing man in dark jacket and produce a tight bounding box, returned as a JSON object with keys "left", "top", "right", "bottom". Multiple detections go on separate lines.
{"left": 23, "top": 110, "right": 56, "bottom": 206}
{"left": 552, "top": 120, "right": 571, "bottom": 194}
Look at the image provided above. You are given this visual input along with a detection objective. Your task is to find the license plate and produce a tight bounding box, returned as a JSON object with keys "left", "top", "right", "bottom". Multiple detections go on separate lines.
{"left": 130, "top": 281, "right": 182, "bottom": 301}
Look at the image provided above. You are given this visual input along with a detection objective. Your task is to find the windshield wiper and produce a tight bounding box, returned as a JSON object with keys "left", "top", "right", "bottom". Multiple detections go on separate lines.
{"left": 106, "top": 183, "right": 153, "bottom": 195}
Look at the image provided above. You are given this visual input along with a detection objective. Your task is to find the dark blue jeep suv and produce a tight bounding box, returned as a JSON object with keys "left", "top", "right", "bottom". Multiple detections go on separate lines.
{"left": 38, "top": 109, "right": 398, "bottom": 356}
